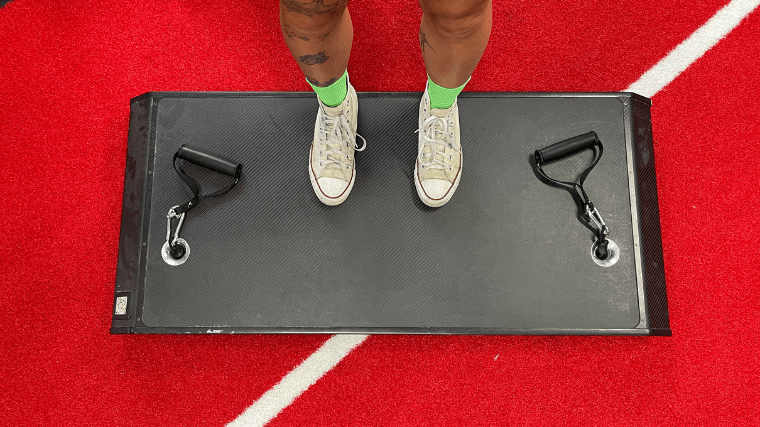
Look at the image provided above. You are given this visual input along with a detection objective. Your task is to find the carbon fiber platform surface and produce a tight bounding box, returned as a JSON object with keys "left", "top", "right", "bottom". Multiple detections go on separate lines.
{"left": 113, "top": 92, "right": 669, "bottom": 334}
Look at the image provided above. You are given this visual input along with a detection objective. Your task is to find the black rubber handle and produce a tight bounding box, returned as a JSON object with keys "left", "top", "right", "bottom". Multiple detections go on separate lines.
{"left": 535, "top": 131, "right": 599, "bottom": 164}
{"left": 176, "top": 145, "right": 242, "bottom": 177}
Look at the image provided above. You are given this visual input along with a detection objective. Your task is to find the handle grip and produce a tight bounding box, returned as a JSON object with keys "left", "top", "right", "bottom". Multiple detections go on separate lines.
{"left": 176, "top": 145, "right": 242, "bottom": 177}
{"left": 535, "top": 131, "right": 599, "bottom": 165}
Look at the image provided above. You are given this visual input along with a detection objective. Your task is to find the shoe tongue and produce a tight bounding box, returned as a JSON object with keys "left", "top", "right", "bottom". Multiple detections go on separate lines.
{"left": 322, "top": 103, "right": 344, "bottom": 116}
{"left": 430, "top": 106, "right": 452, "bottom": 118}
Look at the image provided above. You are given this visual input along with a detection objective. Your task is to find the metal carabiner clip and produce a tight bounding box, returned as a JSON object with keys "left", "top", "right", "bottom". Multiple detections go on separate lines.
{"left": 585, "top": 202, "right": 610, "bottom": 238}
{"left": 161, "top": 205, "right": 190, "bottom": 266}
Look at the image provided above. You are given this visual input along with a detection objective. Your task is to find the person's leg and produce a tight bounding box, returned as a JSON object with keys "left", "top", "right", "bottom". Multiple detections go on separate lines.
{"left": 279, "top": 0, "right": 352, "bottom": 105}
{"left": 419, "top": 0, "right": 492, "bottom": 93}
{"left": 414, "top": 0, "right": 492, "bottom": 207}
{"left": 279, "top": 0, "right": 363, "bottom": 206}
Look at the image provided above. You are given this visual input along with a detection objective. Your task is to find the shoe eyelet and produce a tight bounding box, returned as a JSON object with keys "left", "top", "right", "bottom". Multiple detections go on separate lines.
{"left": 346, "top": 165, "right": 350, "bottom": 170}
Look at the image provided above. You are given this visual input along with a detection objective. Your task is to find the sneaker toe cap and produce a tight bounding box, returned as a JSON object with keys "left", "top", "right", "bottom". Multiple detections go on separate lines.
{"left": 420, "top": 179, "right": 452, "bottom": 200}
{"left": 317, "top": 177, "right": 349, "bottom": 198}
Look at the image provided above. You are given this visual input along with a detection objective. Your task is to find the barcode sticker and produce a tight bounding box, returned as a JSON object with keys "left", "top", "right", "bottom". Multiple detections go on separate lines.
{"left": 115, "top": 296, "right": 128, "bottom": 315}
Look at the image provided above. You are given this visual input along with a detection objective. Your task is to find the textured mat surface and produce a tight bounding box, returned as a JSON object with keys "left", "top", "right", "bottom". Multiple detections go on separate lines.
{"left": 1, "top": 0, "right": 759, "bottom": 425}
{"left": 119, "top": 92, "right": 657, "bottom": 333}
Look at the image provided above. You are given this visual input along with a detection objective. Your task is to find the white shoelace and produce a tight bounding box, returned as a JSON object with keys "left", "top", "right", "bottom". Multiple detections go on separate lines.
{"left": 417, "top": 114, "right": 459, "bottom": 177}
{"left": 318, "top": 107, "right": 366, "bottom": 172}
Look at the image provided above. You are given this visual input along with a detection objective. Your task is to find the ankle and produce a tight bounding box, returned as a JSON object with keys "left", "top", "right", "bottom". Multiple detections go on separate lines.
{"left": 427, "top": 76, "right": 469, "bottom": 110}
{"left": 307, "top": 70, "right": 349, "bottom": 107}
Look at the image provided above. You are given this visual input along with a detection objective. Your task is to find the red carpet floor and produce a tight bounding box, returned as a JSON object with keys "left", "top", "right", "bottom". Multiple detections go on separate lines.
{"left": 2, "top": 0, "right": 759, "bottom": 425}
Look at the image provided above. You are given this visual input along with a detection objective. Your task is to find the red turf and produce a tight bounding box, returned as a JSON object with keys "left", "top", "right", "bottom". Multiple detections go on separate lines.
{"left": 1, "top": 0, "right": 758, "bottom": 425}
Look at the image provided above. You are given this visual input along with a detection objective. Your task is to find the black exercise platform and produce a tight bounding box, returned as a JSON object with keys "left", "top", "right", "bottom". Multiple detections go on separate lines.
{"left": 111, "top": 92, "right": 670, "bottom": 335}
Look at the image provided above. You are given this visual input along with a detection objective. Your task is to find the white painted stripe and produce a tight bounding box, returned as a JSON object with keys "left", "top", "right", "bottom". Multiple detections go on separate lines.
{"left": 227, "top": 334, "right": 369, "bottom": 427}
{"left": 227, "top": 3, "right": 760, "bottom": 426}
{"left": 626, "top": 0, "right": 760, "bottom": 97}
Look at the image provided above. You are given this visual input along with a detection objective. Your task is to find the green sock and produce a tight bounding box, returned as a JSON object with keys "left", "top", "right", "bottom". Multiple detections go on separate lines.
{"left": 427, "top": 76, "right": 469, "bottom": 110}
{"left": 307, "top": 70, "right": 348, "bottom": 107}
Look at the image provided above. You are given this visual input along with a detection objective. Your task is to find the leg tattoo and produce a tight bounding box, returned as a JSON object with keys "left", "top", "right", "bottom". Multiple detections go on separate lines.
{"left": 299, "top": 51, "right": 330, "bottom": 65}
{"left": 306, "top": 75, "right": 339, "bottom": 87}
{"left": 319, "top": 24, "right": 335, "bottom": 41}
{"left": 282, "top": 19, "right": 310, "bottom": 41}
{"left": 419, "top": 29, "right": 435, "bottom": 54}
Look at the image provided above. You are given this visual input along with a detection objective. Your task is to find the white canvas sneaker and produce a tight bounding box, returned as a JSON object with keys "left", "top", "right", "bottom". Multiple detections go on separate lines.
{"left": 309, "top": 78, "right": 365, "bottom": 206}
{"left": 414, "top": 84, "right": 462, "bottom": 207}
